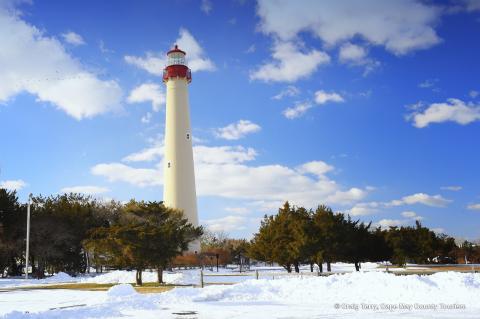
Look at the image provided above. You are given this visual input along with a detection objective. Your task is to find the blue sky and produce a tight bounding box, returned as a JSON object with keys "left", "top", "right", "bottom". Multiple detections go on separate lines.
{"left": 1, "top": 0, "right": 480, "bottom": 239}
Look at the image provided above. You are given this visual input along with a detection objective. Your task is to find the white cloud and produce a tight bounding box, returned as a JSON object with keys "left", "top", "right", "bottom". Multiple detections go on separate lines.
{"left": 91, "top": 163, "right": 162, "bottom": 187}
{"left": 123, "top": 144, "right": 164, "bottom": 163}
{"left": 282, "top": 101, "right": 313, "bottom": 119}
{"left": 408, "top": 98, "right": 480, "bottom": 128}
{"left": 339, "top": 43, "right": 367, "bottom": 63}
{"left": 194, "top": 146, "right": 257, "bottom": 165}
{"left": 346, "top": 202, "right": 380, "bottom": 216}
{"left": 467, "top": 203, "right": 480, "bottom": 211}
{"left": 125, "top": 28, "right": 214, "bottom": 74}
{"left": 418, "top": 78, "right": 439, "bottom": 89}
{"left": 283, "top": 91, "right": 344, "bottom": 119}
{"left": 401, "top": 211, "right": 424, "bottom": 220}
{"left": 124, "top": 53, "right": 165, "bottom": 76}
{"left": 314, "top": 90, "right": 345, "bottom": 104}
{"left": 0, "top": 6, "right": 122, "bottom": 120}
{"left": 0, "top": 179, "right": 27, "bottom": 191}
{"left": 200, "top": 0, "right": 212, "bottom": 14}
{"left": 376, "top": 219, "right": 406, "bottom": 229}
{"left": 203, "top": 215, "right": 246, "bottom": 232}
{"left": 441, "top": 186, "right": 462, "bottom": 191}
{"left": 176, "top": 28, "right": 215, "bottom": 72}
{"left": 338, "top": 43, "right": 379, "bottom": 75}
{"left": 272, "top": 85, "right": 300, "bottom": 100}
{"left": 127, "top": 83, "right": 165, "bottom": 112}
{"left": 141, "top": 112, "right": 152, "bottom": 124}
{"left": 470, "top": 90, "right": 479, "bottom": 98}
{"left": 256, "top": 0, "right": 442, "bottom": 55}
{"left": 225, "top": 207, "right": 251, "bottom": 215}
{"left": 388, "top": 193, "right": 451, "bottom": 207}
{"left": 60, "top": 185, "right": 109, "bottom": 195}
{"left": 92, "top": 143, "right": 368, "bottom": 209}
{"left": 61, "top": 31, "right": 86, "bottom": 46}
{"left": 296, "top": 161, "right": 334, "bottom": 177}
{"left": 214, "top": 120, "right": 261, "bottom": 140}
{"left": 250, "top": 41, "right": 330, "bottom": 82}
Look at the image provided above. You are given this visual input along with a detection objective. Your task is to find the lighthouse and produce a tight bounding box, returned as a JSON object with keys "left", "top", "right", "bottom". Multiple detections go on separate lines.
{"left": 163, "top": 45, "right": 200, "bottom": 253}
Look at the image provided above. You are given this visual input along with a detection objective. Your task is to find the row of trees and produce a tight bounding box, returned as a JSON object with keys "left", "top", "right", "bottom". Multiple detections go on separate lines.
{"left": 2, "top": 189, "right": 479, "bottom": 280}
{"left": 0, "top": 189, "right": 202, "bottom": 284}
{"left": 247, "top": 202, "right": 466, "bottom": 272}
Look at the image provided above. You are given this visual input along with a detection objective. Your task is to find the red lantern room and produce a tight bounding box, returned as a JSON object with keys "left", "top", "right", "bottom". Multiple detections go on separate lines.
{"left": 163, "top": 45, "right": 192, "bottom": 83}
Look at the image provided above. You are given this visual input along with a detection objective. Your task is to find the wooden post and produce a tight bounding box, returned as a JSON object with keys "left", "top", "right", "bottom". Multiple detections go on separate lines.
{"left": 200, "top": 269, "right": 204, "bottom": 288}
{"left": 255, "top": 270, "right": 259, "bottom": 280}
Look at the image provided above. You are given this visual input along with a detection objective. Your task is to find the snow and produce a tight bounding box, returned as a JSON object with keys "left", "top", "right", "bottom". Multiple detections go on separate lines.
{"left": 0, "top": 272, "right": 77, "bottom": 288}
{"left": 1, "top": 270, "right": 479, "bottom": 318}
{"left": 106, "top": 284, "right": 137, "bottom": 297}
{"left": 79, "top": 270, "right": 182, "bottom": 285}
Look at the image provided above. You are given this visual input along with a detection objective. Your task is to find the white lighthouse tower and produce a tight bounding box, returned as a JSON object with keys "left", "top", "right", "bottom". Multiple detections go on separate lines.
{"left": 163, "top": 45, "right": 200, "bottom": 253}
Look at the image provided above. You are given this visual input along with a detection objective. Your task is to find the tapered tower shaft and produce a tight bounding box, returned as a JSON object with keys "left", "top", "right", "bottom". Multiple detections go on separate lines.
{"left": 163, "top": 45, "right": 200, "bottom": 253}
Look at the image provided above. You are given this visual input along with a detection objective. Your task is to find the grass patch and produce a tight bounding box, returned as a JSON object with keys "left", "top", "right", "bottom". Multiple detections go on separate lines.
{"left": 13, "top": 282, "right": 178, "bottom": 293}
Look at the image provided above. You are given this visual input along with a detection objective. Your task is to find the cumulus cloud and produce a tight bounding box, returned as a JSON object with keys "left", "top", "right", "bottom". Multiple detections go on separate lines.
{"left": 467, "top": 203, "right": 480, "bottom": 211}
{"left": 401, "top": 211, "right": 424, "bottom": 220}
{"left": 345, "top": 202, "right": 380, "bottom": 216}
{"left": 0, "top": 179, "right": 27, "bottom": 191}
{"left": 122, "top": 141, "right": 164, "bottom": 163}
{"left": 272, "top": 85, "right": 300, "bottom": 100}
{"left": 250, "top": 41, "right": 330, "bottom": 82}
{"left": 338, "top": 43, "right": 380, "bottom": 75}
{"left": 125, "top": 28, "right": 215, "bottom": 74}
{"left": 60, "top": 185, "right": 109, "bottom": 195}
{"left": 339, "top": 43, "right": 367, "bottom": 63}
{"left": 203, "top": 215, "right": 247, "bottom": 232}
{"left": 256, "top": 0, "right": 442, "bottom": 55}
{"left": 214, "top": 120, "right": 261, "bottom": 140}
{"left": 282, "top": 101, "right": 313, "bottom": 119}
{"left": 314, "top": 90, "right": 345, "bottom": 104}
{"left": 283, "top": 90, "right": 344, "bottom": 119}
{"left": 408, "top": 98, "right": 480, "bottom": 128}
{"left": 91, "top": 163, "right": 163, "bottom": 187}
{"left": 92, "top": 143, "right": 369, "bottom": 210}
{"left": 376, "top": 219, "right": 406, "bottom": 229}
{"left": 296, "top": 161, "right": 334, "bottom": 177}
{"left": 61, "top": 31, "right": 86, "bottom": 46}
{"left": 388, "top": 193, "right": 451, "bottom": 207}
{"left": 0, "top": 5, "right": 122, "bottom": 120}
{"left": 127, "top": 83, "right": 165, "bottom": 112}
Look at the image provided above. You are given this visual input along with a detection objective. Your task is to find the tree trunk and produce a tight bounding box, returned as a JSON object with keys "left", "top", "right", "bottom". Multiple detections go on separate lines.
{"left": 310, "top": 262, "right": 314, "bottom": 272}
{"left": 136, "top": 269, "right": 143, "bottom": 286}
{"left": 285, "top": 264, "right": 292, "bottom": 273}
{"left": 294, "top": 262, "right": 300, "bottom": 273}
{"left": 354, "top": 262, "right": 360, "bottom": 271}
{"left": 157, "top": 267, "right": 164, "bottom": 284}
{"left": 326, "top": 261, "right": 331, "bottom": 272}
{"left": 319, "top": 263, "right": 323, "bottom": 273}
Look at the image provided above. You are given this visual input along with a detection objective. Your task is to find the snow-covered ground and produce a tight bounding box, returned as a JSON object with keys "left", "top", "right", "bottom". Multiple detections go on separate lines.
{"left": 0, "top": 262, "right": 382, "bottom": 289}
{"left": 1, "top": 269, "right": 479, "bottom": 318}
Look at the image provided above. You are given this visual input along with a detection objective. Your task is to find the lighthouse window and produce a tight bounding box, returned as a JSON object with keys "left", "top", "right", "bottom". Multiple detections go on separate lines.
{"left": 186, "top": 133, "right": 190, "bottom": 140}
{"left": 167, "top": 162, "right": 171, "bottom": 168}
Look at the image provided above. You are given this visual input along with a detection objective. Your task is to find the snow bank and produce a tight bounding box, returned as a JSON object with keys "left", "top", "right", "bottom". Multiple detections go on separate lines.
{"left": 80, "top": 270, "right": 182, "bottom": 284}
{"left": 158, "top": 271, "right": 480, "bottom": 306}
{"left": 107, "top": 284, "right": 137, "bottom": 297}
{"left": 3, "top": 271, "right": 480, "bottom": 318}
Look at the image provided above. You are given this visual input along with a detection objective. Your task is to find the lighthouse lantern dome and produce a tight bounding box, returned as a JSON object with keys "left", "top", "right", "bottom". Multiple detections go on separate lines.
{"left": 163, "top": 45, "right": 191, "bottom": 83}
{"left": 167, "top": 45, "right": 186, "bottom": 66}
